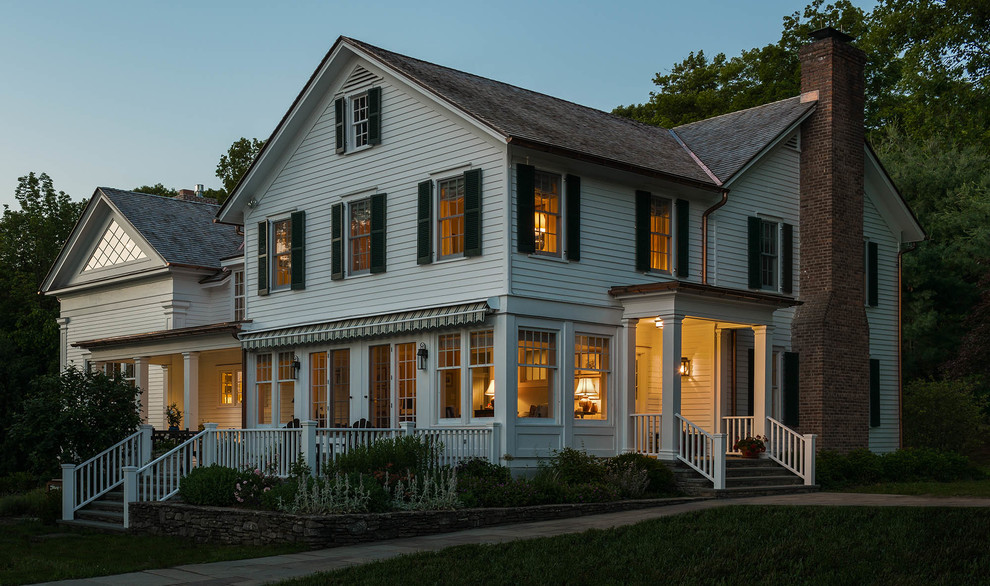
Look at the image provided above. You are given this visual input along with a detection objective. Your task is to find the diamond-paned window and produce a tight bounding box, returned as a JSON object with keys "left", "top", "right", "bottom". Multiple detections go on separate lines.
{"left": 84, "top": 220, "right": 147, "bottom": 271}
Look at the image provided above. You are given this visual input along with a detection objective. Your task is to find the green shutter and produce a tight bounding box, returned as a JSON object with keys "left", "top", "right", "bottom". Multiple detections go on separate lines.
{"left": 331, "top": 203, "right": 343, "bottom": 280}
{"left": 783, "top": 352, "right": 800, "bottom": 427}
{"left": 870, "top": 358, "right": 881, "bottom": 427}
{"left": 746, "top": 348, "right": 755, "bottom": 417}
{"left": 782, "top": 223, "right": 794, "bottom": 294}
{"left": 290, "top": 211, "right": 305, "bottom": 290}
{"left": 370, "top": 193, "right": 386, "bottom": 274}
{"left": 868, "top": 241, "right": 879, "bottom": 306}
{"left": 748, "top": 216, "right": 762, "bottom": 289}
{"left": 257, "top": 221, "right": 269, "bottom": 295}
{"left": 417, "top": 181, "right": 433, "bottom": 264}
{"left": 565, "top": 174, "right": 581, "bottom": 261}
{"left": 334, "top": 98, "right": 346, "bottom": 154}
{"left": 367, "top": 87, "right": 381, "bottom": 145}
{"left": 516, "top": 164, "right": 535, "bottom": 254}
{"left": 676, "top": 199, "right": 689, "bottom": 277}
{"left": 635, "top": 190, "right": 651, "bottom": 272}
{"left": 464, "top": 169, "right": 482, "bottom": 257}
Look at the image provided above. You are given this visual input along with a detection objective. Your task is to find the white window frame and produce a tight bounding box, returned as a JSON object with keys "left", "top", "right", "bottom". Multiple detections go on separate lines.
{"left": 758, "top": 216, "right": 782, "bottom": 292}
{"left": 232, "top": 269, "right": 245, "bottom": 321}
{"left": 573, "top": 333, "right": 610, "bottom": 422}
{"left": 516, "top": 326, "right": 559, "bottom": 421}
{"left": 649, "top": 195, "right": 673, "bottom": 274}
{"left": 437, "top": 174, "right": 466, "bottom": 260}
{"left": 219, "top": 366, "right": 243, "bottom": 407}
{"left": 533, "top": 170, "right": 563, "bottom": 258}
{"left": 270, "top": 217, "right": 292, "bottom": 292}
{"left": 350, "top": 92, "right": 370, "bottom": 151}
{"left": 348, "top": 198, "right": 372, "bottom": 276}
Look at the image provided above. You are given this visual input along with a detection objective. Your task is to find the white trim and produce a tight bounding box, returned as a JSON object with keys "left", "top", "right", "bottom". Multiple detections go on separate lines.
{"left": 722, "top": 108, "right": 816, "bottom": 188}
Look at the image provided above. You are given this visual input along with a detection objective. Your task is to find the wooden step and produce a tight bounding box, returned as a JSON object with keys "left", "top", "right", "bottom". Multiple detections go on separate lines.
{"left": 76, "top": 508, "right": 124, "bottom": 524}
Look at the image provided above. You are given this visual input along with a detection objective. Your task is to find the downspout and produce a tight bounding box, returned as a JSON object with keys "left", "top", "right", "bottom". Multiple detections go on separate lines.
{"left": 702, "top": 189, "right": 729, "bottom": 285}
{"left": 897, "top": 241, "right": 918, "bottom": 449}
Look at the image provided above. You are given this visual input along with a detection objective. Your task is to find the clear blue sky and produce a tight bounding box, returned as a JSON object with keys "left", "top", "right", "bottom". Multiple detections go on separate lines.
{"left": 0, "top": 0, "right": 877, "bottom": 210}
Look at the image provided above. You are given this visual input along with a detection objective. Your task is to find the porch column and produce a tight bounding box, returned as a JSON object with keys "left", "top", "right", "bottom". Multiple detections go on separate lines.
{"left": 752, "top": 325, "right": 774, "bottom": 437}
{"left": 133, "top": 356, "right": 150, "bottom": 424}
{"left": 56, "top": 317, "right": 69, "bottom": 371}
{"left": 659, "top": 313, "right": 684, "bottom": 461}
{"left": 619, "top": 318, "right": 638, "bottom": 454}
{"left": 182, "top": 351, "right": 200, "bottom": 431}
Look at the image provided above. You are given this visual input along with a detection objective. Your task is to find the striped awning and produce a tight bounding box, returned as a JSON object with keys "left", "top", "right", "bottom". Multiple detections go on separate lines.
{"left": 239, "top": 300, "right": 493, "bottom": 350}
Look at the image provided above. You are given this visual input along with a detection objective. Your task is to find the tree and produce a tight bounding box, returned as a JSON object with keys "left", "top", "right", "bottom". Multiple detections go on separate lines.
{"left": 0, "top": 173, "right": 84, "bottom": 469}
{"left": 216, "top": 137, "right": 266, "bottom": 194}
{"left": 132, "top": 183, "right": 178, "bottom": 198}
{"left": 5, "top": 368, "right": 141, "bottom": 477}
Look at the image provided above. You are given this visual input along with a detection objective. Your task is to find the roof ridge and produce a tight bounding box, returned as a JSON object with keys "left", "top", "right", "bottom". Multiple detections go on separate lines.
{"left": 343, "top": 37, "right": 674, "bottom": 135}
{"left": 99, "top": 187, "right": 220, "bottom": 207}
{"left": 674, "top": 95, "right": 804, "bottom": 130}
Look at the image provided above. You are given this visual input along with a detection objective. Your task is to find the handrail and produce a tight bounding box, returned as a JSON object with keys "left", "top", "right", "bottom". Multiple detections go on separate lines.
{"left": 631, "top": 413, "right": 662, "bottom": 456}
{"left": 766, "top": 417, "right": 816, "bottom": 485}
{"left": 675, "top": 414, "right": 726, "bottom": 489}
{"left": 131, "top": 429, "right": 209, "bottom": 504}
{"left": 722, "top": 416, "right": 755, "bottom": 454}
{"left": 69, "top": 428, "right": 146, "bottom": 513}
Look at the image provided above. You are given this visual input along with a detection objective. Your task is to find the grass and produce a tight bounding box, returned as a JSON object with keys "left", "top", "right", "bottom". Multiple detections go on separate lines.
{"left": 0, "top": 519, "right": 307, "bottom": 585}
{"left": 280, "top": 506, "right": 990, "bottom": 585}
{"left": 841, "top": 478, "right": 990, "bottom": 497}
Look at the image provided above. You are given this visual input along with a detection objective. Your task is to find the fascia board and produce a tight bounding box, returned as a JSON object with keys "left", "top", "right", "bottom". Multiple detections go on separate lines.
{"left": 864, "top": 145, "right": 925, "bottom": 243}
{"left": 722, "top": 106, "right": 817, "bottom": 189}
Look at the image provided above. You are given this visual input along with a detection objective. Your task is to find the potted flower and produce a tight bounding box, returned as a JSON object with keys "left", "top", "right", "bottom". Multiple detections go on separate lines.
{"left": 165, "top": 403, "right": 182, "bottom": 431}
{"left": 733, "top": 435, "right": 767, "bottom": 459}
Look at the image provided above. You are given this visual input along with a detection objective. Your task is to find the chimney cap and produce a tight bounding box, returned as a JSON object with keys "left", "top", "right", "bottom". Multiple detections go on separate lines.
{"left": 809, "top": 27, "right": 855, "bottom": 43}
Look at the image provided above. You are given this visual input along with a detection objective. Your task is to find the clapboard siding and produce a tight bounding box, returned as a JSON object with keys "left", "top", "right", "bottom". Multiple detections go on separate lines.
{"left": 60, "top": 277, "right": 174, "bottom": 368}
{"left": 244, "top": 59, "right": 506, "bottom": 332}
{"left": 865, "top": 193, "right": 901, "bottom": 452}
{"left": 681, "top": 320, "right": 716, "bottom": 431}
{"left": 509, "top": 166, "right": 694, "bottom": 305}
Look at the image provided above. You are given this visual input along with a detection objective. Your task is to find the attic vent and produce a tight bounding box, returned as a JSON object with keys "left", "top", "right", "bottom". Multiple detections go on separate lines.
{"left": 784, "top": 133, "right": 800, "bottom": 151}
{"left": 342, "top": 65, "right": 379, "bottom": 93}
{"left": 84, "top": 219, "right": 147, "bottom": 271}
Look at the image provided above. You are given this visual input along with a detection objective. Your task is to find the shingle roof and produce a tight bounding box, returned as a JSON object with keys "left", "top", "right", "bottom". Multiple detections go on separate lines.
{"left": 673, "top": 97, "right": 817, "bottom": 184}
{"left": 99, "top": 188, "right": 243, "bottom": 268}
{"left": 345, "top": 38, "right": 716, "bottom": 186}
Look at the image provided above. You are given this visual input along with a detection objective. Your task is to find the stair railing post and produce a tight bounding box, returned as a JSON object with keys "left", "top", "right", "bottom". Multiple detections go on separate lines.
{"left": 61, "top": 463, "right": 75, "bottom": 521}
{"left": 202, "top": 423, "right": 218, "bottom": 467}
{"left": 399, "top": 421, "right": 415, "bottom": 436}
{"left": 490, "top": 422, "right": 502, "bottom": 464}
{"left": 713, "top": 434, "right": 727, "bottom": 490}
{"left": 139, "top": 424, "right": 154, "bottom": 466}
{"left": 122, "top": 465, "right": 138, "bottom": 529}
{"left": 803, "top": 434, "right": 817, "bottom": 486}
{"left": 301, "top": 420, "right": 317, "bottom": 477}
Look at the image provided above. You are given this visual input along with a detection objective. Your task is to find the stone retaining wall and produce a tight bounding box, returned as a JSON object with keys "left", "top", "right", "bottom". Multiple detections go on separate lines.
{"left": 128, "top": 497, "right": 698, "bottom": 548}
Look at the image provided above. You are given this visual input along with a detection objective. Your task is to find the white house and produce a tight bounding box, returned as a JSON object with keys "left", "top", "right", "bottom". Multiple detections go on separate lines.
{"left": 46, "top": 29, "right": 923, "bottom": 489}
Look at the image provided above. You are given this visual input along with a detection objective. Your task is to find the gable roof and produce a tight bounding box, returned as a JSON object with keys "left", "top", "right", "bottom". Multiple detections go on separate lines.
{"left": 673, "top": 97, "right": 817, "bottom": 184}
{"left": 343, "top": 38, "right": 715, "bottom": 187}
{"left": 99, "top": 188, "right": 243, "bottom": 268}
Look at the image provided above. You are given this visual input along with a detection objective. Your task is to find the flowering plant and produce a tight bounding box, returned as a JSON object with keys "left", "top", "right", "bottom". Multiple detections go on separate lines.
{"left": 234, "top": 465, "right": 280, "bottom": 507}
{"left": 733, "top": 435, "right": 768, "bottom": 454}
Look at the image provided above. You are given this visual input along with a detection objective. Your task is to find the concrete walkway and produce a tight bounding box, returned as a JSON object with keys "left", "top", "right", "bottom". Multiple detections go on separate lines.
{"left": 39, "top": 493, "right": 990, "bottom": 586}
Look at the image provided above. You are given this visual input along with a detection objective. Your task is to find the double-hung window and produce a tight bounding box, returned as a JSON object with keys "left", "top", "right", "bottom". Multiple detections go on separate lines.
{"left": 533, "top": 171, "right": 561, "bottom": 257}
{"left": 351, "top": 93, "right": 369, "bottom": 148}
{"left": 574, "top": 335, "right": 609, "bottom": 420}
{"left": 349, "top": 199, "right": 372, "bottom": 274}
{"left": 517, "top": 329, "right": 556, "bottom": 419}
{"left": 334, "top": 87, "right": 381, "bottom": 154}
{"left": 272, "top": 218, "right": 292, "bottom": 290}
{"left": 256, "top": 352, "right": 295, "bottom": 425}
{"left": 650, "top": 196, "right": 672, "bottom": 272}
{"left": 257, "top": 212, "right": 305, "bottom": 294}
{"left": 233, "top": 269, "right": 245, "bottom": 321}
{"left": 438, "top": 333, "right": 461, "bottom": 419}
{"left": 747, "top": 216, "right": 793, "bottom": 293}
{"left": 438, "top": 176, "right": 465, "bottom": 258}
{"left": 220, "top": 368, "right": 243, "bottom": 406}
{"left": 516, "top": 164, "right": 582, "bottom": 261}
{"left": 470, "top": 330, "right": 494, "bottom": 417}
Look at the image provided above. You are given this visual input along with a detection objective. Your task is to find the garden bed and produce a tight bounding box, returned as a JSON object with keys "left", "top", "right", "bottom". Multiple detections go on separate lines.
{"left": 128, "top": 496, "right": 700, "bottom": 548}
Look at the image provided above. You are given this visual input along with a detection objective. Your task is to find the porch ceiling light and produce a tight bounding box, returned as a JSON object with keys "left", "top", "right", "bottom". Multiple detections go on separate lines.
{"left": 679, "top": 357, "right": 691, "bottom": 377}
{"left": 417, "top": 342, "right": 429, "bottom": 370}
{"left": 655, "top": 317, "right": 663, "bottom": 328}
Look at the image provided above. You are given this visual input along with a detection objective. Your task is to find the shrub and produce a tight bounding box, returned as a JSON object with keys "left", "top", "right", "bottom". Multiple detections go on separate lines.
{"left": 234, "top": 467, "right": 281, "bottom": 507}
{"left": 0, "top": 472, "right": 41, "bottom": 496}
{"left": 539, "top": 447, "right": 606, "bottom": 485}
{"left": 559, "top": 482, "right": 621, "bottom": 504}
{"left": 0, "top": 487, "right": 60, "bottom": 523}
{"left": 457, "top": 476, "right": 550, "bottom": 508}
{"left": 603, "top": 461, "right": 649, "bottom": 498}
{"left": 6, "top": 367, "right": 142, "bottom": 478}
{"left": 903, "top": 379, "right": 987, "bottom": 455}
{"left": 387, "top": 467, "right": 461, "bottom": 511}
{"left": 329, "top": 435, "right": 440, "bottom": 480}
{"left": 817, "top": 448, "right": 985, "bottom": 489}
{"left": 456, "top": 458, "right": 511, "bottom": 484}
{"left": 608, "top": 453, "right": 677, "bottom": 496}
{"left": 179, "top": 465, "right": 242, "bottom": 506}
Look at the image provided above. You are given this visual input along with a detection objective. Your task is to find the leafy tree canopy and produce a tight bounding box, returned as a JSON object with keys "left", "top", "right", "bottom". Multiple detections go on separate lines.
{"left": 216, "top": 137, "right": 266, "bottom": 194}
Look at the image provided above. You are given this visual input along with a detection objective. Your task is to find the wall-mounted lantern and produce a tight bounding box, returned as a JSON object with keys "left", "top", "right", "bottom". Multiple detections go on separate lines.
{"left": 417, "top": 343, "right": 429, "bottom": 370}
{"left": 679, "top": 357, "right": 691, "bottom": 377}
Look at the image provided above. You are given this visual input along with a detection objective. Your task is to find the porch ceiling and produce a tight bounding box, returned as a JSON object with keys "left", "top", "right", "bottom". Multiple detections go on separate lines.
{"left": 609, "top": 281, "right": 799, "bottom": 324}
{"left": 73, "top": 322, "right": 242, "bottom": 349}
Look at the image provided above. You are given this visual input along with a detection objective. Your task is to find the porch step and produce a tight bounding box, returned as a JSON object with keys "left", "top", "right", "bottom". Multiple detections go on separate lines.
{"left": 58, "top": 518, "right": 128, "bottom": 533}
{"left": 76, "top": 507, "right": 124, "bottom": 524}
{"left": 672, "top": 457, "right": 817, "bottom": 497}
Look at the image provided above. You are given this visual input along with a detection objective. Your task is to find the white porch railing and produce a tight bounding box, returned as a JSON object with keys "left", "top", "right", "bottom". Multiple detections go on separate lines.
{"left": 722, "top": 416, "right": 755, "bottom": 455}
{"left": 60, "top": 425, "right": 152, "bottom": 521}
{"left": 314, "top": 426, "right": 403, "bottom": 474}
{"left": 128, "top": 429, "right": 209, "bottom": 506}
{"left": 676, "top": 414, "right": 726, "bottom": 490}
{"left": 631, "top": 413, "right": 662, "bottom": 456}
{"left": 211, "top": 428, "right": 303, "bottom": 476}
{"left": 416, "top": 424, "right": 499, "bottom": 467}
{"left": 766, "top": 417, "right": 817, "bottom": 485}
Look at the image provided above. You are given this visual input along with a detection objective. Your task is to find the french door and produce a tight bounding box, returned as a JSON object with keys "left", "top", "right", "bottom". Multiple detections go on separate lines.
{"left": 369, "top": 342, "right": 417, "bottom": 428}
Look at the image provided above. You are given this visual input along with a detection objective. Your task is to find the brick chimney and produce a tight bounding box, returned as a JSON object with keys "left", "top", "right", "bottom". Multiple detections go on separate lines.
{"left": 791, "top": 28, "right": 870, "bottom": 452}
{"left": 176, "top": 187, "right": 203, "bottom": 202}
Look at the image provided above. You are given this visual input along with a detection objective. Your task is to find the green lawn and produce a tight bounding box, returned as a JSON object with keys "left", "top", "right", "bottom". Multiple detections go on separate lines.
{"left": 841, "top": 478, "right": 990, "bottom": 497}
{"left": 0, "top": 520, "right": 306, "bottom": 585}
{"left": 281, "top": 506, "right": 990, "bottom": 585}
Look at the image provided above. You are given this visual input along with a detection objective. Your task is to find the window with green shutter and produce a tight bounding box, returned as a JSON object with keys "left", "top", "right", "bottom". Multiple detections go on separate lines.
{"left": 331, "top": 204, "right": 344, "bottom": 280}
{"left": 417, "top": 181, "right": 433, "bottom": 264}
{"left": 335, "top": 87, "right": 382, "bottom": 153}
{"left": 867, "top": 241, "right": 879, "bottom": 306}
{"left": 334, "top": 98, "right": 346, "bottom": 154}
{"left": 634, "top": 190, "right": 652, "bottom": 272}
{"left": 748, "top": 217, "right": 793, "bottom": 293}
{"left": 367, "top": 87, "right": 381, "bottom": 146}
{"left": 370, "top": 193, "right": 386, "bottom": 274}
{"left": 565, "top": 175, "right": 580, "bottom": 261}
{"left": 676, "top": 199, "right": 689, "bottom": 277}
{"left": 464, "top": 169, "right": 482, "bottom": 257}
{"left": 516, "top": 164, "right": 535, "bottom": 254}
